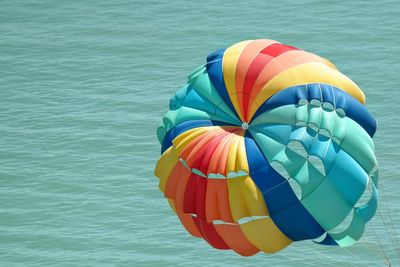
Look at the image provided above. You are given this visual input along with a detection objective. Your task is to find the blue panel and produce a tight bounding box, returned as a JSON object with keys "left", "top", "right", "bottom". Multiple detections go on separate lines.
{"left": 206, "top": 49, "right": 240, "bottom": 119}
{"left": 252, "top": 85, "right": 303, "bottom": 116}
{"left": 169, "top": 85, "right": 188, "bottom": 110}
{"left": 161, "top": 120, "right": 230, "bottom": 153}
{"left": 250, "top": 83, "right": 377, "bottom": 137}
{"left": 308, "top": 83, "right": 322, "bottom": 100}
{"left": 272, "top": 202, "right": 326, "bottom": 241}
{"left": 314, "top": 233, "right": 339, "bottom": 246}
{"left": 357, "top": 185, "right": 378, "bottom": 221}
{"left": 244, "top": 132, "right": 325, "bottom": 241}
{"left": 334, "top": 90, "right": 347, "bottom": 108}
{"left": 320, "top": 83, "right": 334, "bottom": 103}
{"left": 183, "top": 86, "right": 219, "bottom": 114}
{"left": 328, "top": 151, "right": 369, "bottom": 206}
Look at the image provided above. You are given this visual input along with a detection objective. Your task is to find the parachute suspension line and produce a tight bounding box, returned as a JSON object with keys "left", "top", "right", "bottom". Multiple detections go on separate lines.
{"left": 357, "top": 183, "right": 400, "bottom": 265}
{"left": 272, "top": 250, "right": 310, "bottom": 266}
{"left": 371, "top": 223, "right": 392, "bottom": 266}
{"left": 338, "top": 246, "right": 371, "bottom": 267}
{"left": 383, "top": 208, "right": 400, "bottom": 256}
{"left": 377, "top": 185, "right": 400, "bottom": 259}
{"left": 378, "top": 208, "right": 400, "bottom": 260}
{"left": 302, "top": 246, "right": 340, "bottom": 267}
{"left": 359, "top": 239, "right": 390, "bottom": 265}
{"left": 261, "top": 178, "right": 289, "bottom": 195}
{"left": 155, "top": 39, "right": 380, "bottom": 258}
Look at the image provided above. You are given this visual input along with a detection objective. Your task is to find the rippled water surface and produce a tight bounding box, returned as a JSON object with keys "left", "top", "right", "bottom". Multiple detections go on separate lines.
{"left": 1, "top": 1, "right": 400, "bottom": 266}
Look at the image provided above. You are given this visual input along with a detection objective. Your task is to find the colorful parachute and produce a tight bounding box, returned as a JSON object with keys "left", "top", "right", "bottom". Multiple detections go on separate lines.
{"left": 154, "top": 39, "right": 378, "bottom": 256}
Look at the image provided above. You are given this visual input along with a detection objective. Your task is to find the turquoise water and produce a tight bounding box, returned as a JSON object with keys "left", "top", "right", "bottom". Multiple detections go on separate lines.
{"left": 1, "top": 1, "right": 399, "bottom": 266}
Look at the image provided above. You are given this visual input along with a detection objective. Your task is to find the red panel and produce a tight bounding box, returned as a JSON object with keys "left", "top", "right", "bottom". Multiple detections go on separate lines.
{"left": 205, "top": 180, "right": 219, "bottom": 222}
{"left": 189, "top": 132, "right": 222, "bottom": 171}
{"left": 242, "top": 43, "right": 299, "bottom": 121}
{"left": 193, "top": 218, "right": 230, "bottom": 249}
{"left": 182, "top": 131, "right": 219, "bottom": 163}
{"left": 260, "top": 43, "right": 299, "bottom": 57}
{"left": 242, "top": 54, "right": 273, "bottom": 121}
{"left": 199, "top": 132, "right": 230, "bottom": 175}
{"left": 195, "top": 175, "right": 208, "bottom": 220}
{"left": 183, "top": 173, "right": 198, "bottom": 214}
{"left": 181, "top": 128, "right": 243, "bottom": 220}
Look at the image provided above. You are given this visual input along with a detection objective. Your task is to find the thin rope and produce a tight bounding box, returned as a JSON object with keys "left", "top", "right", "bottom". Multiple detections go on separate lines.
{"left": 360, "top": 239, "right": 389, "bottom": 265}
{"left": 371, "top": 223, "right": 392, "bottom": 266}
{"left": 377, "top": 185, "right": 400, "bottom": 258}
{"left": 261, "top": 178, "right": 289, "bottom": 195}
{"left": 383, "top": 208, "right": 400, "bottom": 252}
{"left": 378, "top": 208, "right": 400, "bottom": 259}
{"left": 302, "top": 246, "right": 340, "bottom": 267}
{"left": 339, "top": 246, "right": 371, "bottom": 267}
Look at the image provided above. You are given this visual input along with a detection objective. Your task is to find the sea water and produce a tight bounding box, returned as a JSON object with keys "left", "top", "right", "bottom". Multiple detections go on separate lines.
{"left": 1, "top": 0, "right": 399, "bottom": 266}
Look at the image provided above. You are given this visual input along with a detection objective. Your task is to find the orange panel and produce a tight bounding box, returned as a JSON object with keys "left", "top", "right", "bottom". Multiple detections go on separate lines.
{"left": 205, "top": 179, "right": 234, "bottom": 223}
{"left": 164, "top": 162, "right": 190, "bottom": 199}
{"left": 235, "top": 40, "right": 277, "bottom": 118}
{"left": 215, "top": 224, "right": 260, "bottom": 256}
{"left": 247, "top": 50, "right": 336, "bottom": 120}
{"left": 173, "top": 167, "right": 191, "bottom": 212}
{"left": 176, "top": 211, "right": 202, "bottom": 238}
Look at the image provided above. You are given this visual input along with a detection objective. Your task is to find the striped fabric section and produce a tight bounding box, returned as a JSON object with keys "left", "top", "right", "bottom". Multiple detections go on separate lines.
{"left": 155, "top": 39, "right": 378, "bottom": 255}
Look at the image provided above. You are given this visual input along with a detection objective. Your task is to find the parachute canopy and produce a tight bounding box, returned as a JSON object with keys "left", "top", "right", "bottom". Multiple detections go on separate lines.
{"left": 154, "top": 39, "right": 378, "bottom": 256}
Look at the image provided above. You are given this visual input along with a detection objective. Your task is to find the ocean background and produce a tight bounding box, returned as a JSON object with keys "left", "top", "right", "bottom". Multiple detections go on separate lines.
{"left": 1, "top": 0, "right": 399, "bottom": 266}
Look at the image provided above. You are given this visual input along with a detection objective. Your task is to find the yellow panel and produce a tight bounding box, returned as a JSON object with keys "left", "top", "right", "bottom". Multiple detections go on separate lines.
{"left": 227, "top": 176, "right": 249, "bottom": 221}
{"left": 240, "top": 176, "right": 268, "bottom": 216}
{"left": 240, "top": 218, "right": 292, "bottom": 253}
{"left": 248, "top": 62, "right": 365, "bottom": 120}
{"left": 222, "top": 40, "right": 252, "bottom": 121}
{"left": 172, "top": 127, "right": 213, "bottom": 153}
{"left": 321, "top": 57, "right": 338, "bottom": 70}
{"left": 246, "top": 50, "right": 339, "bottom": 117}
{"left": 167, "top": 198, "right": 177, "bottom": 214}
{"left": 154, "top": 146, "right": 179, "bottom": 192}
{"left": 227, "top": 176, "right": 269, "bottom": 221}
{"left": 225, "top": 135, "right": 240, "bottom": 173}
{"left": 235, "top": 135, "right": 249, "bottom": 173}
